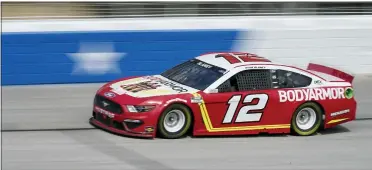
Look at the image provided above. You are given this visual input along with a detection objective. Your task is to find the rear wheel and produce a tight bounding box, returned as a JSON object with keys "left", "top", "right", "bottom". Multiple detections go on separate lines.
{"left": 291, "top": 102, "right": 322, "bottom": 136}
{"left": 157, "top": 104, "right": 192, "bottom": 139}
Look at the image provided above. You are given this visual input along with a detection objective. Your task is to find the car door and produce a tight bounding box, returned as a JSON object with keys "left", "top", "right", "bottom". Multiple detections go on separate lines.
{"left": 199, "top": 68, "right": 289, "bottom": 133}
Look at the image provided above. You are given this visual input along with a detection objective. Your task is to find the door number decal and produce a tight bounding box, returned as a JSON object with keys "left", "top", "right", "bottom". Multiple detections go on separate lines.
{"left": 223, "top": 94, "right": 269, "bottom": 123}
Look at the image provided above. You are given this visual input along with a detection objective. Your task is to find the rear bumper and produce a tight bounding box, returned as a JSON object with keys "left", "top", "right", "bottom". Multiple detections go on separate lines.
{"left": 324, "top": 99, "right": 357, "bottom": 129}
{"left": 89, "top": 117, "right": 155, "bottom": 138}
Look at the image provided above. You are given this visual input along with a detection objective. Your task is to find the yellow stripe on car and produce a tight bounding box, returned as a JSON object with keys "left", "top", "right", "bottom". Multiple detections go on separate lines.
{"left": 327, "top": 118, "right": 349, "bottom": 124}
{"left": 192, "top": 93, "right": 290, "bottom": 132}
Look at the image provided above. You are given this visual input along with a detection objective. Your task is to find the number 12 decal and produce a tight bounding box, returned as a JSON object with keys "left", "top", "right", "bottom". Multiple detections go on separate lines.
{"left": 223, "top": 94, "right": 269, "bottom": 123}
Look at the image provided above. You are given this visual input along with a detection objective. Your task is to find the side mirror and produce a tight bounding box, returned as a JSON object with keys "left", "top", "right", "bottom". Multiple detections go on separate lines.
{"left": 205, "top": 88, "right": 218, "bottom": 93}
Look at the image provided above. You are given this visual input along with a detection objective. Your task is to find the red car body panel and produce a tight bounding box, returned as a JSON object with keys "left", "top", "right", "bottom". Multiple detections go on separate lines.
{"left": 188, "top": 87, "right": 356, "bottom": 137}
{"left": 89, "top": 52, "right": 357, "bottom": 139}
{"left": 91, "top": 76, "right": 198, "bottom": 138}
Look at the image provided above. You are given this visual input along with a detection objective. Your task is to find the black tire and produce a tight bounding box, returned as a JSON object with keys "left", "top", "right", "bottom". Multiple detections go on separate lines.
{"left": 157, "top": 104, "right": 192, "bottom": 139}
{"left": 291, "top": 102, "right": 323, "bottom": 136}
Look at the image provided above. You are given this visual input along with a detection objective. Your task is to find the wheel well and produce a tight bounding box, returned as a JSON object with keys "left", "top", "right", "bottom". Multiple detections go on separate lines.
{"left": 308, "top": 101, "right": 326, "bottom": 129}
{"left": 174, "top": 102, "right": 195, "bottom": 134}
{"left": 307, "top": 101, "right": 325, "bottom": 116}
{"left": 179, "top": 103, "right": 195, "bottom": 135}
{"left": 295, "top": 101, "right": 325, "bottom": 114}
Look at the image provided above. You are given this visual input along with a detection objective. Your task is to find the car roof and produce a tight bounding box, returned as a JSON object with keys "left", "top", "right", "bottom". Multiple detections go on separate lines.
{"left": 195, "top": 52, "right": 273, "bottom": 70}
{"left": 195, "top": 52, "right": 322, "bottom": 79}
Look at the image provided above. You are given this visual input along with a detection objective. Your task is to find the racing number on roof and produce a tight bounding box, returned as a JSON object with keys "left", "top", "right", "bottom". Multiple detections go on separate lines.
{"left": 215, "top": 53, "right": 241, "bottom": 64}
{"left": 223, "top": 94, "right": 269, "bottom": 123}
{"left": 215, "top": 53, "right": 268, "bottom": 64}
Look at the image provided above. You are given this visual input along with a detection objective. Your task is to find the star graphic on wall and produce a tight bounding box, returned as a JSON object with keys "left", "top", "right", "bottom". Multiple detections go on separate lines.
{"left": 67, "top": 42, "right": 125, "bottom": 75}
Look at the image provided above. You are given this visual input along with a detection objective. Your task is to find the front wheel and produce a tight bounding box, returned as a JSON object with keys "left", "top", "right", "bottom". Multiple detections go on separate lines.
{"left": 291, "top": 102, "right": 323, "bottom": 136}
{"left": 157, "top": 104, "right": 192, "bottom": 139}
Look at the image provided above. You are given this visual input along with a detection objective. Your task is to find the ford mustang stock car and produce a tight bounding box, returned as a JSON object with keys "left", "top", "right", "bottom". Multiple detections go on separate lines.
{"left": 89, "top": 52, "right": 356, "bottom": 139}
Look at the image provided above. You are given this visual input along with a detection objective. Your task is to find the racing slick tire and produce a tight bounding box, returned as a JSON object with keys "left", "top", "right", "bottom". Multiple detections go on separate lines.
{"left": 291, "top": 102, "right": 323, "bottom": 136}
{"left": 157, "top": 104, "right": 192, "bottom": 139}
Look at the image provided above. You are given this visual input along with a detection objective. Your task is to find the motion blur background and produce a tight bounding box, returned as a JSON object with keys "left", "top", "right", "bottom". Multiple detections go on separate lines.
{"left": 2, "top": 1, "right": 372, "bottom": 130}
{"left": 3, "top": 2, "right": 372, "bottom": 170}
{"left": 2, "top": 0, "right": 372, "bottom": 125}
{"left": 3, "top": 1, "right": 372, "bottom": 19}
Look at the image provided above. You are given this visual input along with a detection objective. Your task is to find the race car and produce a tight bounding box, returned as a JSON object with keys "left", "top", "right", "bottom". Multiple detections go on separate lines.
{"left": 89, "top": 52, "right": 357, "bottom": 139}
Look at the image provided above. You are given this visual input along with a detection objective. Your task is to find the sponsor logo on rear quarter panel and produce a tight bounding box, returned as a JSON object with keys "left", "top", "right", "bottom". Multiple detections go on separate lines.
{"left": 330, "top": 109, "right": 350, "bottom": 117}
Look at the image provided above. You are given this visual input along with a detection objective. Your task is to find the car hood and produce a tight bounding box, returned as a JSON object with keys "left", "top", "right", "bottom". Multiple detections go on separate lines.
{"left": 100, "top": 75, "right": 199, "bottom": 99}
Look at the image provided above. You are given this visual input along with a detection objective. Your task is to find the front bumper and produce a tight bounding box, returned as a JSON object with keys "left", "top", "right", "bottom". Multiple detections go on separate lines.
{"left": 89, "top": 117, "right": 154, "bottom": 138}
{"left": 89, "top": 108, "right": 157, "bottom": 138}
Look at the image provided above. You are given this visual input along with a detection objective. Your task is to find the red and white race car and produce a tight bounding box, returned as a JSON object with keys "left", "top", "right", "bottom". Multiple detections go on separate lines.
{"left": 89, "top": 52, "right": 356, "bottom": 139}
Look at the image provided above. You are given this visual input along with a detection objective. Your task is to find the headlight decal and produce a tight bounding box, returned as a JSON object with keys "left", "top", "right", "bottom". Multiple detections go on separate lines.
{"left": 126, "top": 105, "right": 155, "bottom": 113}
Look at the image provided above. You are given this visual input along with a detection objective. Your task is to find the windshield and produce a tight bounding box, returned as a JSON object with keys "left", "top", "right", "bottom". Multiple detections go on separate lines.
{"left": 160, "top": 59, "right": 227, "bottom": 90}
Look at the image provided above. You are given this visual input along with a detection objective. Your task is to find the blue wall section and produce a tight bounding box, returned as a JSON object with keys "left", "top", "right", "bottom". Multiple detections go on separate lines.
{"left": 2, "top": 29, "right": 240, "bottom": 85}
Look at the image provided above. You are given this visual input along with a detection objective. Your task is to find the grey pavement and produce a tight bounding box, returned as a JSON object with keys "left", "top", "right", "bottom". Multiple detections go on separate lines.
{"left": 2, "top": 83, "right": 104, "bottom": 130}
{"left": 2, "top": 120, "right": 372, "bottom": 170}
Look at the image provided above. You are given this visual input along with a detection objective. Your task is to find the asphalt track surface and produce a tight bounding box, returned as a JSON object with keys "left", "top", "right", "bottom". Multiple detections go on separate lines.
{"left": 3, "top": 120, "right": 372, "bottom": 170}
{"left": 2, "top": 75, "right": 372, "bottom": 170}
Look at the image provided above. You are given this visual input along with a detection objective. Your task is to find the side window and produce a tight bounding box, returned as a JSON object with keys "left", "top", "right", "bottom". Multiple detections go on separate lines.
{"left": 217, "top": 69, "right": 272, "bottom": 93}
{"left": 271, "top": 69, "right": 312, "bottom": 88}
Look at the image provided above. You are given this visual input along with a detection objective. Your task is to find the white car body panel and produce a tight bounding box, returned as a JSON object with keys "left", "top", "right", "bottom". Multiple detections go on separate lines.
{"left": 197, "top": 52, "right": 352, "bottom": 93}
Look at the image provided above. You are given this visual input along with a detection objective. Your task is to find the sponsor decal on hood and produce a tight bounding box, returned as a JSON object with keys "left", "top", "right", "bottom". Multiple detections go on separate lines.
{"left": 108, "top": 75, "right": 198, "bottom": 98}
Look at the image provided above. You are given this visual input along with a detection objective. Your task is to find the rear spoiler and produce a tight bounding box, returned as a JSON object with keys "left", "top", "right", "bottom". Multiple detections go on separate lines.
{"left": 307, "top": 63, "right": 354, "bottom": 83}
